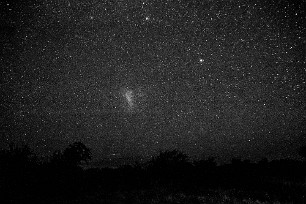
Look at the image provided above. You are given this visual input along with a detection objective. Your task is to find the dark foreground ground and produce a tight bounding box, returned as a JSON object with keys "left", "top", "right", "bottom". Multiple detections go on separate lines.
{"left": 1, "top": 143, "right": 306, "bottom": 203}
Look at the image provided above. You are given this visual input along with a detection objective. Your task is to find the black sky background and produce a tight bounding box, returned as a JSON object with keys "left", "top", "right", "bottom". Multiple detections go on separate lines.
{"left": 1, "top": 0, "right": 306, "bottom": 164}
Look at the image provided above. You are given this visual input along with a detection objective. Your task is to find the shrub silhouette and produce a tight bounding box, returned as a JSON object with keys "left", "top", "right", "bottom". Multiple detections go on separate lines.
{"left": 49, "top": 150, "right": 65, "bottom": 165}
{"left": 49, "top": 142, "right": 92, "bottom": 167}
{"left": 47, "top": 142, "right": 91, "bottom": 170}
{"left": 63, "top": 142, "right": 92, "bottom": 166}
{"left": 41, "top": 142, "right": 93, "bottom": 199}
{"left": 148, "top": 150, "right": 191, "bottom": 187}
{"left": 0, "top": 143, "right": 39, "bottom": 202}
{"left": 298, "top": 145, "right": 306, "bottom": 160}
{"left": 149, "top": 149, "right": 189, "bottom": 169}
{"left": 193, "top": 157, "right": 217, "bottom": 188}
{"left": 0, "top": 143, "right": 37, "bottom": 173}
{"left": 195, "top": 156, "right": 216, "bottom": 169}
{"left": 1, "top": 141, "right": 306, "bottom": 203}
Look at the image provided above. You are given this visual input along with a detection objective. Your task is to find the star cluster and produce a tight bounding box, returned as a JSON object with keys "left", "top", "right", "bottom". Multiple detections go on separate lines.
{"left": 1, "top": 0, "right": 306, "bottom": 162}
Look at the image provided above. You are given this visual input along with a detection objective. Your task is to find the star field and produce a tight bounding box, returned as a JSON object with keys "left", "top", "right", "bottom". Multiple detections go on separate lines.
{"left": 1, "top": 0, "right": 306, "bottom": 163}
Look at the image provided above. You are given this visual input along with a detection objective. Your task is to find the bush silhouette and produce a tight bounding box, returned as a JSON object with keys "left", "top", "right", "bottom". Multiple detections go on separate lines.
{"left": 148, "top": 149, "right": 191, "bottom": 186}
{"left": 149, "top": 149, "right": 189, "bottom": 169}
{"left": 51, "top": 142, "right": 92, "bottom": 167}
{"left": 298, "top": 145, "right": 306, "bottom": 160}
{"left": 44, "top": 142, "right": 92, "bottom": 198}
{"left": 0, "top": 143, "right": 39, "bottom": 202}
{"left": 1, "top": 140, "right": 306, "bottom": 203}
{"left": 0, "top": 143, "right": 37, "bottom": 171}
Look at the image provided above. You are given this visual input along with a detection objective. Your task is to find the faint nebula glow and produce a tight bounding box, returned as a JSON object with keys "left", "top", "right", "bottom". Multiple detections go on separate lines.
{"left": 125, "top": 90, "right": 134, "bottom": 108}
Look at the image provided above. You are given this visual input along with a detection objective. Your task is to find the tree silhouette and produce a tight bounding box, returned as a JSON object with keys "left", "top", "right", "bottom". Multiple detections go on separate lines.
{"left": 148, "top": 149, "right": 191, "bottom": 185}
{"left": 49, "top": 150, "right": 65, "bottom": 166}
{"left": 62, "top": 142, "right": 92, "bottom": 166}
{"left": 150, "top": 149, "right": 189, "bottom": 168}
{"left": 0, "top": 143, "right": 37, "bottom": 169}
{"left": 298, "top": 145, "right": 306, "bottom": 160}
{"left": 195, "top": 157, "right": 216, "bottom": 168}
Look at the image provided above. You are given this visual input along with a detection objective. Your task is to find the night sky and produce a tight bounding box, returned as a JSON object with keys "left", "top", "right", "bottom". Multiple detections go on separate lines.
{"left": 1, "top": 0, "right": 306, "bottom": 164}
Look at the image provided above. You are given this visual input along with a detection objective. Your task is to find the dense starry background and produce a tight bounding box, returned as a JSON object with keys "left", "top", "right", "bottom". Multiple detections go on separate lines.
{"left": 1, "top": 0, "right": 306, "bottom": 164}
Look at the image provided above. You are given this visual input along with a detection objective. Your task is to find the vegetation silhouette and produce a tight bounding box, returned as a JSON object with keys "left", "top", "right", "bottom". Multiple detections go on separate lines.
{"left": 0, "top": 142, "right": 306, "bottom": 203}
{"left": 50, "top": 142, "right": 92, "bottom": 167}
{"left": 298, "top": 145, "right": 306, "bottom": 160}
